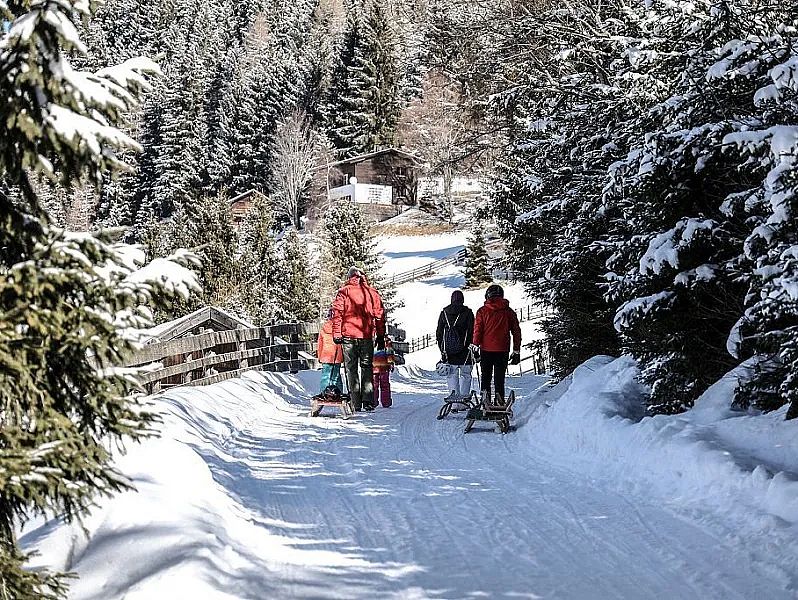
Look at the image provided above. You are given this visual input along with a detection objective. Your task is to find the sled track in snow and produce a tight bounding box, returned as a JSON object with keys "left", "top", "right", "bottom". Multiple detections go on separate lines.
{"left": 187, "top": 371, "right": 796, "bottom": 599}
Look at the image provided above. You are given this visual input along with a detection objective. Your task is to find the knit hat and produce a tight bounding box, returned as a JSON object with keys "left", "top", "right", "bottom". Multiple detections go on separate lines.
{"left": 347, "top": 265, "right": 363, "bottom": 279}
{"left": 485, "top": 284, "right": 504, "bottom": 299}
{"left": 451, "top": 290, "right": 464, "bottom": 305}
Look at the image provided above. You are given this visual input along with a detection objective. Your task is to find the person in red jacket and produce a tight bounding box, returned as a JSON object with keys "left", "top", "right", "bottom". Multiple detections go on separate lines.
{"left": 331, "top": 266, "right": 386, "bottom": 411}
{"left": 471, "top": 284, "right": 521, "bottom": 402}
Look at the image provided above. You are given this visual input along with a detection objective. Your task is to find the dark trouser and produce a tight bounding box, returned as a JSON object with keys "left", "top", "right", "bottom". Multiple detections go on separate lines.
{"left": 342, "top": 338, "right": 375, "bottom": 409}
{"left": 481, "top": 351, "right": 509, "bottom": 400}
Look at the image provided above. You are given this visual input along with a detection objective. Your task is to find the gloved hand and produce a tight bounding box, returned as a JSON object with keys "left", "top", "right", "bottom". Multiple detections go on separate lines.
{"left": 333, "top": 337, "right": 344, "bottom": 345}
{"left": 441, "top": 353, "right": 448, "bottom": 364}
{"left": 468, "top": 343, "right": 480, "bottom": 355}
{"left": 375, "top": 335, "right": 385, "bottom": 350}
{"left": 509, "top": 352, "right": 520, "bottom": 365}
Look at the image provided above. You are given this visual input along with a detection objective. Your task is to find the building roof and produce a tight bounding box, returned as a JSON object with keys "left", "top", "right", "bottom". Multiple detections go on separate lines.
{"left": 327, "top": 147, "right": 423, "bottom": 168}
{"left": 141, "top": 306, "right": 255, "bottom": 344}
{"left": 229, "top": 189, "right": 267, "bottom": 205}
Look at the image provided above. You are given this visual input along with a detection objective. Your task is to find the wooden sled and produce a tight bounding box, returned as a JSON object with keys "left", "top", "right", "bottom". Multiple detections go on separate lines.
{"left": 310, "top": 393, "right": 356, "bottom": 419}
{"left": 464, "top": 390, "right": 516, "bottom": 434}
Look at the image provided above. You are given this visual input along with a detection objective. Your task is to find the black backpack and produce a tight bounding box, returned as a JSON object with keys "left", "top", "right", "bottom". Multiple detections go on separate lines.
{"left": 443, "top": 312, "right": 464, "bottom": 355}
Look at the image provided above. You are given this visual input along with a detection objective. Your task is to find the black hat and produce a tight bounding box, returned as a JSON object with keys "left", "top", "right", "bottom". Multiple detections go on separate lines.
{"left": 485, "top": 284, "right": 504, "bottom": 299}
{"left": 451, "top": 290, "right": 464, "bottom": 305}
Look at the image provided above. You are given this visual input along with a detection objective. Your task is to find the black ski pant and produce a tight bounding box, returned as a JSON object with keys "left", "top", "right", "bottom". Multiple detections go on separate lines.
{"left": 342, "top": 337, "right": 375, "bottom": 410}
{"left": 480, "top": 350, "right": 509, "bottom": 400}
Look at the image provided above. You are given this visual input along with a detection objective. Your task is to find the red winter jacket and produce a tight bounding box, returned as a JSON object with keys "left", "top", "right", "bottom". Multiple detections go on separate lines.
{"left": 331, "top": 275, "right": 386, "bottom": 340}
{"left": 473, "top": 298, "right": 521, "bottom": 353}
{"left": 317, "top": 319, "right": 343, "bottom": 364}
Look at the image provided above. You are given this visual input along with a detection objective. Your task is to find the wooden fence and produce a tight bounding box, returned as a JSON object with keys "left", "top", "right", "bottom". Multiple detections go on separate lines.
{"left": 386, "top": 239, "right": 505, "bottom": 287}
{"left": 388, "top": 254, "right": 462, "bottom": 287}
{"left": 127, "top": 322, "right": 320, "bottom": 393}
{"left": 128, "top": 321, "right": 410, "bottom": 393}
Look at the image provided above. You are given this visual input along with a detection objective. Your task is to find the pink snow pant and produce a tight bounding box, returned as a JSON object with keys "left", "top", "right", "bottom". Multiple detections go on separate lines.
{"left": 372, "top": 370, "right": 392, "bottom": 407}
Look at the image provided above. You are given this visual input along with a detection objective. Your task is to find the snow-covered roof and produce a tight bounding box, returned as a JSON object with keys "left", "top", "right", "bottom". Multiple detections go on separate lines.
{"left": 327, "top": 148, "right": 423, "bottom": 167}
{"left": 141, "top": 306, "right": 255, "bottom": 344}
{"left": 229, "top": 189, "right": 267, "bottom": 205}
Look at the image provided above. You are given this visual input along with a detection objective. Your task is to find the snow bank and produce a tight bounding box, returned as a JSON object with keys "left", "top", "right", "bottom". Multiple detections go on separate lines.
{"left": 522, "top": 355, "right": 798, "bottom": 579}
{"left": 20, "top": 370, "right": 342, "bottom": 600}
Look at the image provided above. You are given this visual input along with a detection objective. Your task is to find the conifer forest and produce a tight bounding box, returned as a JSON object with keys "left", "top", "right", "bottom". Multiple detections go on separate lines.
{"left": 1, "top": 0, "right": 798, "bottom": 598}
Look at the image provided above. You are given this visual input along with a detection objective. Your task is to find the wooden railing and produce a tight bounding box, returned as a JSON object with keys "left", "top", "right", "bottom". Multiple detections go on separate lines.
{"left": 127, "top": 322, "right": 321, "bottom": 393}
{"left": 386, "top": 239, "right": 505, "bottom": 287}
{"left": 127, "top": 320, "right": 410, "bottom": 394}
{"left": 388, "top": 254, "right": 462, "bottom": 287}
{"left": 518, "top": 339, "right": 552, "bottom": 376}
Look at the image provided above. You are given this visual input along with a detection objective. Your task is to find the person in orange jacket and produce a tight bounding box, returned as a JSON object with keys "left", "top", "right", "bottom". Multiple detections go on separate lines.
{"left": 471, "top": 284, "right": 521, "bottom": 402}
{"left": 317, "top": 309, "right": 343, "bottom": 395}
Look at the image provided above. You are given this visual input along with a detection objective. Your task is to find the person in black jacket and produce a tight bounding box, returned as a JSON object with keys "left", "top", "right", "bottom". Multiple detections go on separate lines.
{"left": 436, "top": 290, "right": 475, "bottom": 401}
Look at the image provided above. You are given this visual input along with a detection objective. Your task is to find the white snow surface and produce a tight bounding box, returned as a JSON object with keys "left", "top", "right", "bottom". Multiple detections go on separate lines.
{"left": 22, "top": 232, "right": 798, "bottom": 599}
{"left": 378, "top": 232, "right": 531, "bottom": 339}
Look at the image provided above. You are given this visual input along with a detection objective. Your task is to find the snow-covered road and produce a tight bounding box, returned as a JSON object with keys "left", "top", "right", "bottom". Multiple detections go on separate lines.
{"left": 117, "top": 367, "right": 789, "bottom": 600}
{"left": 25, "top": 360, "right": 798, "bottom": 599}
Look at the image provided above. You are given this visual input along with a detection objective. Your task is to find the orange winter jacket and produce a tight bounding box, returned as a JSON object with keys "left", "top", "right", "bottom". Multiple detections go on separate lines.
{"left": 331, "top": 275, "right": 386, "bottom": 340}
{"left": 317, "top": 319, "right": 343, "bottom": 364}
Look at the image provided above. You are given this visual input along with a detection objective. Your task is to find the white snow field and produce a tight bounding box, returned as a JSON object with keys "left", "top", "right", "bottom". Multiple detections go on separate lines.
{"left": 22, "top": 232, "right": 798, "bottom": 599}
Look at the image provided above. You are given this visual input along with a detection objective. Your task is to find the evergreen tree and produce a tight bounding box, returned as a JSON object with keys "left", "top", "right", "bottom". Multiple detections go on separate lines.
{"left": 602, "top": 1, "right": 785, "bottom": 415}
{"left": 274, "top": 228, "right": 317, "bottom": 322}
{"left": 325, "top": 0, "right": 403, "bottom": 156}
{"left": 464, "top": 227, "right": 492, "bottom": 289}
{"left": 475, "top": 0, "right": 639, "bottom": 376}
{"left": 237, "top": 195, "right": 281, "bottom": 324}
{"left": 318, "top": 200, "right": 395, "bottom": 315}
{"left": 705, "top": 4, "right": 798, "bottom": 419}
{"left": 0, "top": 3, "right": 198, "bottom": 597}
{"left": 298, "top": 0, "right": 339, "bottom": 128}
{"left": 153, "top": 192, "right": 239, "bottom": 320}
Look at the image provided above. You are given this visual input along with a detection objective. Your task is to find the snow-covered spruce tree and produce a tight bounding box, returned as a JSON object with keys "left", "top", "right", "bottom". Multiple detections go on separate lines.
{"left": 464, "top": 227, "right": 492, "bottom": 289}
{"left": 715, "top": 5, "right": 798, "bottom": 419}
{"left": 274, "top": 228, "right": 318, "bottom": 322}
{"left": 603, "top": 0, "right": 791, "bottom": 415}
{"left": 298, "top": 0, "right": 342, "bottom": 128}
{"left": 0, "top": 2, "right": 198, "bottom": 597}
{"left": 237, "top": 194, "right": 281, "bottom": 324}
{"left": 461, "top": 0, "right": 657, "bottom": 375}
{"left": 325, "top": 0, "right": 403, "bottom": 156}
{"left": 325, "top": 1, "right": 372, "bottom": 156}
{"left": 317, "top": 200, "right": 396, "bottom": 314}
{"left": 153, "top": 192, "right": 239, "bottom": 320}
{"left": 226, "top": 15, "right": 302, "bottom": 195}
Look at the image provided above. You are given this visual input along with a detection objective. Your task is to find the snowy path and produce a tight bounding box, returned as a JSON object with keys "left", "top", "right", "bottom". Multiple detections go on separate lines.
{"left": 160, "top": 368, "right": 791, "bottom": 600}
